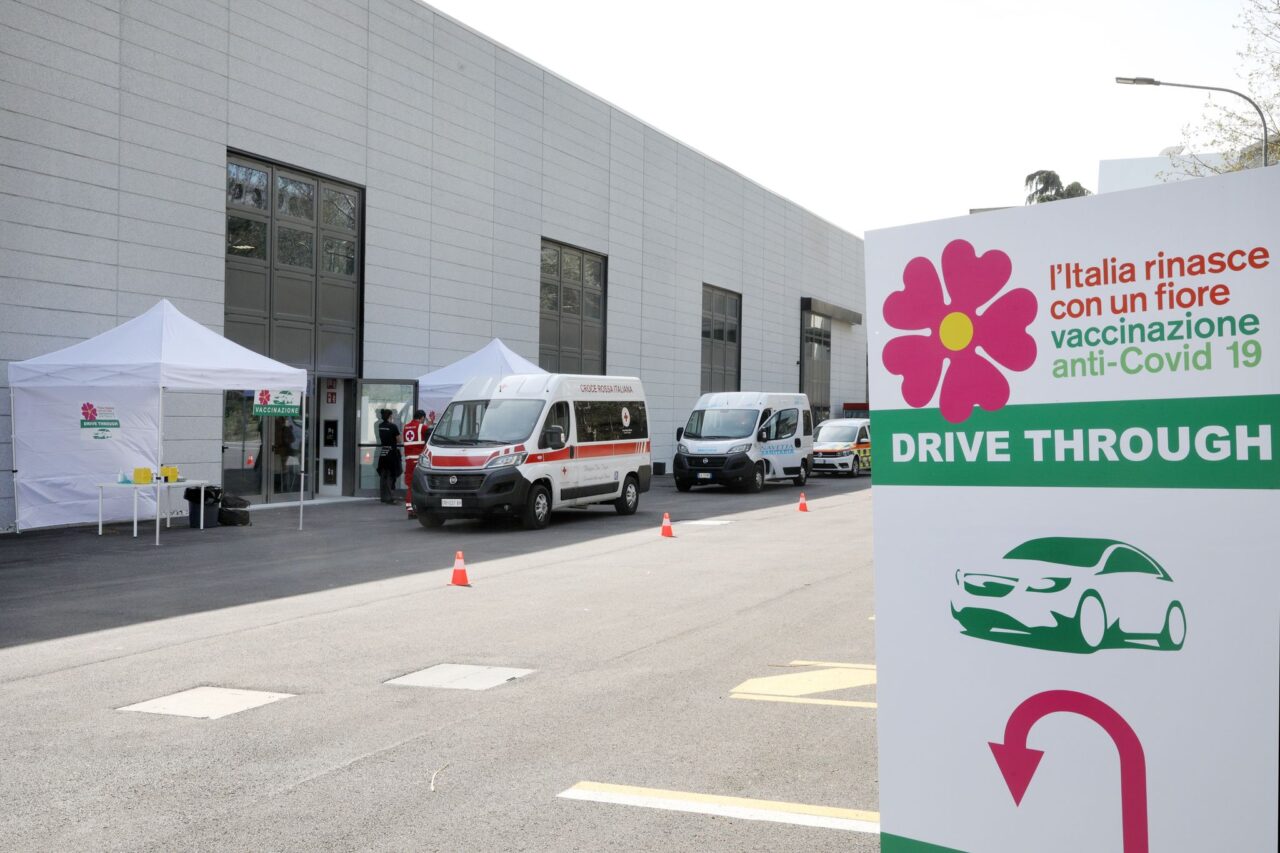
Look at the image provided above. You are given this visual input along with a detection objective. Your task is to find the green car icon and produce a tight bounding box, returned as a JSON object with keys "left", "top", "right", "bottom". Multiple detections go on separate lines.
{"left": 950, "top": 537, "right": 1186, "bottom": 654}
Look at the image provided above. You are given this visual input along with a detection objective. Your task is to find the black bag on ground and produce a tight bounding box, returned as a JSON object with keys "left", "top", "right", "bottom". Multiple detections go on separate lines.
{"left": 217, "top": 506, "right": 251, "bottom": 526}
{"left": 221, "top": 493, "right": 250, "bottom": 509}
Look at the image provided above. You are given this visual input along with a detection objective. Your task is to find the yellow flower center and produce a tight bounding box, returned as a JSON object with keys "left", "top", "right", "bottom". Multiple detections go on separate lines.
{"left": 939, "top": 311, "right": 974, "bottom": 351}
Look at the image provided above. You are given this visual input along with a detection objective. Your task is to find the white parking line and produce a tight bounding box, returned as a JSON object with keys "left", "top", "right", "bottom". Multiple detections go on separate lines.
{"left": 558, "top": 781, "right": 880, "bottom": 834}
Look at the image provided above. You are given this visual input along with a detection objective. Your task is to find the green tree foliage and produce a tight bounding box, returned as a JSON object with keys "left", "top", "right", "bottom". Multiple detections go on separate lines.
{"left": 1180, "top": 0, "right": 1278, "bottom": 173}
{"left": 1024, "top": 170, "right": 1093, "bottom": 204}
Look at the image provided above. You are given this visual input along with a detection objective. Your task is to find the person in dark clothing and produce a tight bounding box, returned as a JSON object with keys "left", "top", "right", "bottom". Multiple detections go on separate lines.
{"left": 375, "top": 408, "right": 403, "bottom": 504}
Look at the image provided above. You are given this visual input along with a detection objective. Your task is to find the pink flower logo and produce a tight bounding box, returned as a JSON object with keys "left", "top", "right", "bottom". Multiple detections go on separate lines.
{"left": 882, "top": 239, "right": 1036, "bottom": 423}
{"left": 257, "top": 390, "right": 271, "bottom": 405}
{"left": 81, "top": 403, "right": 97, "bottom": 420}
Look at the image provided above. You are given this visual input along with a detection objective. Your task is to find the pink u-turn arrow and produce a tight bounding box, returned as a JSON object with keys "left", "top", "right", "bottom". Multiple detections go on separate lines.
{"left": 989, "top": 690, "right": 1148, "bottom": 853}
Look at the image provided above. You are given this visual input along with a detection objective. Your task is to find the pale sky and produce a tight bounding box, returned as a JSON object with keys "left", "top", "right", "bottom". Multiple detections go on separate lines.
{"left": 425, "top": 0, "right": 1251, "bottom": 236}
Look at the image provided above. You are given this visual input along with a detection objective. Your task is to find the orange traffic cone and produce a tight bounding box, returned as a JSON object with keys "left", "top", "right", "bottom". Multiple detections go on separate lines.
{"left": 661, "top": 512, "right": 675, "bottom": 538}
{"left": 797, "top": 492, "right": 809, "bottom": 512}
{"left": 449, "top": 550, "right": 471, "bottom": 586}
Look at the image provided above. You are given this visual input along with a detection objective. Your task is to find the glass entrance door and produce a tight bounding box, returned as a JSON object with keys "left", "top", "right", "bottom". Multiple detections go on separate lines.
{"left": 222, "top": 383, "right": 316, "bottom": 504}
{"left": 356, "top": 380, "right": 418, "bottom": 497}
{"left": 267, "top": 403, "right": 308, "bottom": 502}
{"left": 222, "top": 390, "right": 265, "bottom": 501}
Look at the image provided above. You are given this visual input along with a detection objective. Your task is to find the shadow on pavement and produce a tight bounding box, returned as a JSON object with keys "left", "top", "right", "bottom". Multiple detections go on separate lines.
{"left": 0, "top": 474, "right": 870, "bottom": 648}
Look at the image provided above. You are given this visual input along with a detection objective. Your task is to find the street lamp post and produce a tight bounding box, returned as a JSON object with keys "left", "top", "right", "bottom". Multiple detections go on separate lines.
{"left": 1116, "top": 76, "right": 1270, "bottom": 168}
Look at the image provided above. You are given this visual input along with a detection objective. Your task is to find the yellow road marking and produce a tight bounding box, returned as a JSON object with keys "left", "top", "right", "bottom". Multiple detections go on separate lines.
{"left": 733, "top": 666, "right": 876, "bottom": 697}
{"left": 731, "top": 661, "right": 876, "bottom": 709}
{"left": 730, "top": 693, "right": 878, "bottom": 709}
{"left": 559, "top": 781, "right": 880, "bottom": 832}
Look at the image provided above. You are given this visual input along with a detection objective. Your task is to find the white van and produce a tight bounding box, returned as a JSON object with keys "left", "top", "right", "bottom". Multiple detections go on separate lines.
{"left": 410, "top": 374, "right": 651, "bottom": 529}
{"left": 673, "top": 392, "right": 813, "bottom": 492}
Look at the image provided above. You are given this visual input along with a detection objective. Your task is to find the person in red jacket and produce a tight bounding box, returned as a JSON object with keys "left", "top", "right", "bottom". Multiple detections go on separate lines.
{"left": 402, "top": 409, "right": 429, "bottom": 517}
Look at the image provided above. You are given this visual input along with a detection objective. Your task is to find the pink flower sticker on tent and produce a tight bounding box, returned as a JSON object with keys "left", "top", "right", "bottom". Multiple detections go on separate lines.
{"left": 81, "top": 403, "right": 97, "bottom": 420}
{"left": 882, "top": 239, "right": 1037, "bottom": 423}
{"left": 257, "top": 390, "right": 271, "bottom": 405}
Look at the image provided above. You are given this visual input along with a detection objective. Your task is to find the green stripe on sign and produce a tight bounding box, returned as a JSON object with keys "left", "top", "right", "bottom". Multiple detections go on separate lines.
{"left": 881, "top": 833, "right": 970, "bottom": 853}
{"left": 871, "top": 394, "right": 1280, "bottom": 489}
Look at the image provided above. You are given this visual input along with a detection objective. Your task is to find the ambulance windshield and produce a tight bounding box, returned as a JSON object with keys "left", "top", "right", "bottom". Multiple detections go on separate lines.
{"left": 816, "top": 423, "right": 861, "bottom": 443}
{"left": 684, "top": 408, "right": 758, "bottom": 440}
{"left": 430, "top": 399, "right": 546, "bottom": 446}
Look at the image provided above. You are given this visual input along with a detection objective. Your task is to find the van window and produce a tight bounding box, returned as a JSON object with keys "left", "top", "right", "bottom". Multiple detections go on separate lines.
{"left": 540, "top": 401, "right": 571, "bottom": 448}
{"left": 802, "top": 409, "right": 813, "bottom": 436}
{"left": 574, "top": 400, "right": 648, "bottom": 442}
{"left": 684, "top": 408, "right": 757, "bottom": 440}
{"left": 761, "top": 408, "right": 798, "bottom": 441}
{"left": 431, "top": 399, "right": 545, "bottom": 446}
{"left": 857, "top": 425, "right": 869, "bottom": 444}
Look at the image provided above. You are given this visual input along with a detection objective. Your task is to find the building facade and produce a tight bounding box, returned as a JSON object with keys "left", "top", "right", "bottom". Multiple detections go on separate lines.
{"left": 0, "top": 0, "right": 865, "bottom": 530}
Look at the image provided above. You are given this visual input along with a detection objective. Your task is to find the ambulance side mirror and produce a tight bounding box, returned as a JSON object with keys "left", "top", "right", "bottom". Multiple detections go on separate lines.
{"left": 757, "top": 429, "right": 768, "bottom": 443}
{"left": 675, "top": 427, "right": 684, "bottom": 441}
{"left": 544, "top": 425, "right": 565, "bottom": 450}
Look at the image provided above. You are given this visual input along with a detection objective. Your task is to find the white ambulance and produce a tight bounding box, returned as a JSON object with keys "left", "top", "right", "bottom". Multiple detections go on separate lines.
{"left": 410, "top": 374, "right": 651, "bottom": 529}
{"left": 673, "top": 392, "right": 813, "bottom": 492}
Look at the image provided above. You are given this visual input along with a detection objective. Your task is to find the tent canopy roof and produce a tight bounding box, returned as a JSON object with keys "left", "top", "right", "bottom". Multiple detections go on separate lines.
{"left": 417, "top": 338, "right": 544, "bottom": 390}
{"left": 8, "top": 300, "right": 306, "bottom": 390}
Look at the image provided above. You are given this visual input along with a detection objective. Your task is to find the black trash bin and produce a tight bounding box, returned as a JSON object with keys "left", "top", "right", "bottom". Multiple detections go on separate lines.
{"left": 185, "top": 485, "right": 222, "bottom": 528}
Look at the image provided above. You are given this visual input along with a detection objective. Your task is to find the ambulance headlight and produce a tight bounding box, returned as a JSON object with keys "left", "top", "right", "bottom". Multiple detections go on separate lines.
{"left": 677, "top": 442, "right": 691, "bottom": 455}
{"left": 835, "top": 448, "right": 853, "bottom": 457}
{"left": 419, "top": 451, "right": 431, "bottom": 466}
{"left": 485, "top": 452, "right": 528, "bottom": 469}
{"left": 727, "top": 443, "right": 751, "bottom": 454}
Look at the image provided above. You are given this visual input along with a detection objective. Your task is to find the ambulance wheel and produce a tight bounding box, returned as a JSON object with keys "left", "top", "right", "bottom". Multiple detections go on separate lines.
{"left": 522, "top": 483, "right": 551, "bottom": 530}
{"left": 675, "top": 478, "right": 693, "bottom": 492}
{"left": 614, "top": 475, "right": 640, "bottom": 515}
{"left": 792, "top": 461, "right": 809, "bottom": 487}
{"left": 746, "top": 463, "right": 765, "bottom": 493}
{"left": 850, "top": 457, "right": 862, "bottom": 478}
{"left": 416, "top": 511, "right": 444, "bottom": 529}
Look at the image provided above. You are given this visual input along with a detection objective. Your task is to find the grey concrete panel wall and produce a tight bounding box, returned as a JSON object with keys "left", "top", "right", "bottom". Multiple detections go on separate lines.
{"left": 0, "top": 0, "right": 864, "bottom": 531}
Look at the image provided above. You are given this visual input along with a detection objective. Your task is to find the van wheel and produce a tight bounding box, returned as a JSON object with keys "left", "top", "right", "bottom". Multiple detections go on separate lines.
{"left": 522, "top": 483, "right": 551, "bottom": 530}
{"left": 850, "top": 457, "right": 861, "bottom": 478}
{"left": 614, "top": 475, "right": 639, "bottom": 515}
{"left": 416, "top": 511, "right": 444, "bottom": 529}
{"left": 675, "top": 478, "right": 693, "bottom": 492}
{"left": 793, "top": 460, "right": 809, "bottom": 487}
{"left": 746, "top": 463, "right": 764, "bottom": 493}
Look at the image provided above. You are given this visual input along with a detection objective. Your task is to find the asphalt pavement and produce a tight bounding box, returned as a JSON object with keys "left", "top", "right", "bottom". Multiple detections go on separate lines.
{"left": 0, "top": 473, "right": 877, "bottom": 852}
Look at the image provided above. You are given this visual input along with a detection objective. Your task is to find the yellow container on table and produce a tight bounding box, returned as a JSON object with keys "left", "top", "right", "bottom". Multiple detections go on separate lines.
{"left": 132, "top": 467, "right": 153, "bottom": 485}
{"left": 161, "top": 466, "right": 179, "bottom": 482}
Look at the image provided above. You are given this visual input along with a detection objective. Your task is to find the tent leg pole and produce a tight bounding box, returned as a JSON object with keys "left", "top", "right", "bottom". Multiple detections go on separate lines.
{"left": 156, "top": 388, "right": 163, "bottom": 546}
{"left": 299, "top": 386, "right": 306, "bottom": 531}
{"left": 9, "top": 386, "right": 20, "bottom": 534}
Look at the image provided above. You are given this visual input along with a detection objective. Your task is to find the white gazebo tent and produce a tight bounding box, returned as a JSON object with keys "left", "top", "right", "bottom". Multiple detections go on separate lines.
{"left": 8, "top": 300, "right": 308, "bottom": 541}
{"left": 416, "top": 338, "right": 544, "bottom": 421}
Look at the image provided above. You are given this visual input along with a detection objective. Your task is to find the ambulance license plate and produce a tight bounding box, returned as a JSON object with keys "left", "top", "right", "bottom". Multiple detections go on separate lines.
{"left": 441, "top": 498, "right": 462, "bottom": 508}
{"left": 697, "top": 472, "right": 712, "bottom": 480}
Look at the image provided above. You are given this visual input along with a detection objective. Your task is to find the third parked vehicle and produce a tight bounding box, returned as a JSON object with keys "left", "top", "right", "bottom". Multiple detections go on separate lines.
{"left": 812, "top": 417, "right": 871, "bottom": 477}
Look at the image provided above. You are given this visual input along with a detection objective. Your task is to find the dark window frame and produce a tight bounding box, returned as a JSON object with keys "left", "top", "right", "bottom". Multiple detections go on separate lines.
{"left": 540, "top": 238, "right": 607, "bottom": 374}
{"left": 702, "top": 283, "right": 742, "bottom": 393}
